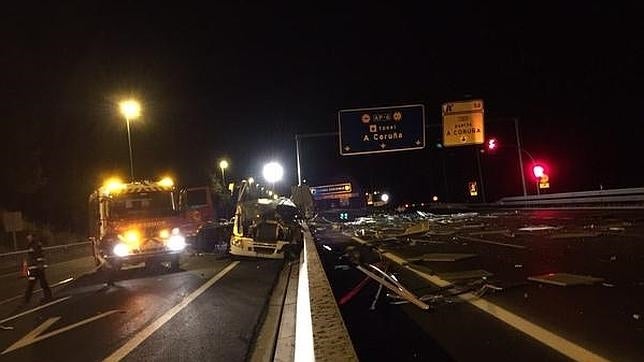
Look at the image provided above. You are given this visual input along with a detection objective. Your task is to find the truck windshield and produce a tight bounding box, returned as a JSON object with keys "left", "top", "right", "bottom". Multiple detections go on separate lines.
{"left": 108, "top": 191, "right": 175, "bottom": 219}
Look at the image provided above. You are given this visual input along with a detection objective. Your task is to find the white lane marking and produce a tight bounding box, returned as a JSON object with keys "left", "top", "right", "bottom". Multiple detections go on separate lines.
{"left": 294, "top": 239, "right": 314, "bottom": 362}
{"left": 2, "top": 310, "right": 123, "bottom": 354}
{"left": 103, "top": 261, "right": 240, "bottom": 362}
{"left": 0, "top": 296, "right": 72, "bottom": 325}
{"left": 0, "top": 276, "right": 77, "bottom": 306}
{"left": 351, "top": 236, "right": 610, "bottom": 362}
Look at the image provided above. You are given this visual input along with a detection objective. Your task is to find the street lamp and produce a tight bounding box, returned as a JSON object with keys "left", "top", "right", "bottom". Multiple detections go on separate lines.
{"left": 380, "top": 193, "right": 390, "bottom": 203}
{"left": 263, "top": 161, "right": 284, "bottom": 190}
{"left": 119, "top": 99, "right": 141, "bottom": 181}
{"left": 219, "top": 159, "right": 229, "bottom": 185}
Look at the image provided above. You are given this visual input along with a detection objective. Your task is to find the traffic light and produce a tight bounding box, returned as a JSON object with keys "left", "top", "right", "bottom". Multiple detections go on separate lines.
{"left": 487, "top": 138, "right": 497, "bottom": 150}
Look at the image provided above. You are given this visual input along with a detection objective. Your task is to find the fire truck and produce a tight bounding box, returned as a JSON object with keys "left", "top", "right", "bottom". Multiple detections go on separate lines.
{"left": 88, "top": 177, "right": 215, "bottom": 270}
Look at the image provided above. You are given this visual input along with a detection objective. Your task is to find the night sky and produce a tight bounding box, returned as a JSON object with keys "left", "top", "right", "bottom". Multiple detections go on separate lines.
{"left": 2, "top": 2, "right": 643, "bottom": 229}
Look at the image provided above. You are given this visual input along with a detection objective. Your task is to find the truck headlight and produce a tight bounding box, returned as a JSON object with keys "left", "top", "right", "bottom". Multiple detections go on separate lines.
{"left": 159, "top": 229, "right": 170, "bottom": 239}
{"left": 167, "top": 234, "right": 186, "bottom": 251}
{"left": 113, "top": 243, "right": 129, "bottom": 257}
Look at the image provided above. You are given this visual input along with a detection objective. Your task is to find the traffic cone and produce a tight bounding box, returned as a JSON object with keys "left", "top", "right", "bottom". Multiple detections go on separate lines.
{"left": 20, "top": 259, "right": 28, "bottom": 277}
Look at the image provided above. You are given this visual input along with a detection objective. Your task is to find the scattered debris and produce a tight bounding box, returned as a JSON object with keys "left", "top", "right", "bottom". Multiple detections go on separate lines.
{"left": 458, "top": 223, "right": 486, "bottom": 229}
{"left": 334, "top": 265, "right": 350, "bottom": 271}
{"left": 602, "top": 282, "right": 615, "bottom": 288}
{"left": 634, "top": 314, "right": 641, "bottom": 320}
{"left": 322, "top": 245, "right": 332, "bottom": 251}
{"left": 437, "top": 269, "right": 493, "bottom": 282}
{"left": 407, "top": 253, "right": 477, "bottom": 263}
{"left": 458, "top": 235, "right": 527, "bottom": 249}
{"left": 528, "top": 273, "right": 604, "bottom": 287}
{"left": 370, "top": 284, "right": 384, "bottom": 310}
{"left": 407, "top": 238, "right": 445, "bottom": 245}
{"left": 467, "top": 229, "right": 511, "bottom": 236}
{"left": 549, "top": 232, "right": 601, "bottom": 239}
{"left": 514, "top": 264, "right": 523, "bottom": 268}
{"left": 608, "top": 227, "right": 625, "bottom": 232}
{"left": 518, "top": 225, "right": 559, "bottom": 232}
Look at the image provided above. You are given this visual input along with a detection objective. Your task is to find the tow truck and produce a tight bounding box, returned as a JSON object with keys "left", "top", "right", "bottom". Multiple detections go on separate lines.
{"left": 88, "top": 176, "right": 209, "bottom": 270}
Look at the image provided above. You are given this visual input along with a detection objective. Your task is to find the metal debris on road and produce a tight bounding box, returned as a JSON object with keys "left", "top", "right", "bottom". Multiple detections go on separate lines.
{"left": 437, "top": 269, "right": 493, "bottom": 282}
{"left": 528, "top": 273, "right": 605, "bottom": 287}
{"left": 406, "top": 253, "right": 477, "bottom": 263}
{"left": 517, "top": 225, "right": 559, "bottom": 232}
{"left": 549, "top": 232, "right": 601, "bottom": 239}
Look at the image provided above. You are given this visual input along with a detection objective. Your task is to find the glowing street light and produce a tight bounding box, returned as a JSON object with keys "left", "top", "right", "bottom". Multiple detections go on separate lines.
{"left": 119, "top": 99, "right": 141, "bottom": 181}
{"left": 380, "top": 193, "right": 390, "bottom": 203}
{"left": 219, "top": 159, "right": 229, "bottom": 185}
{"left": 263, "top": 161, "right": 284, "bottom": 188}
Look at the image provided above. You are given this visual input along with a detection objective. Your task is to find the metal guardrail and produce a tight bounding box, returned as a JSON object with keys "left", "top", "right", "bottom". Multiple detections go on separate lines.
{"left": 0, "top": 241, "right": 92, "bottom": 275}
{"left": 498, "top": 187, "right": 644, "bottom": 207}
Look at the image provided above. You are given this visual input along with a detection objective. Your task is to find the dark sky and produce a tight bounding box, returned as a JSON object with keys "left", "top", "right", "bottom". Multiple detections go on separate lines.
{"left": 2, "top": 2, "right": 644, "bottom": 226}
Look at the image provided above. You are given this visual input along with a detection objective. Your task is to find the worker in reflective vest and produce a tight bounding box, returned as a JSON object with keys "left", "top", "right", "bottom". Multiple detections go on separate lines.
{"left": 24, "top": 233, "right": 53, "bottom": 303}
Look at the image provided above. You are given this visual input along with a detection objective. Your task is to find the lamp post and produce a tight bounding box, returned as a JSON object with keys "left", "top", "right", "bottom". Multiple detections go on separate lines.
{"left": 219, "top": 159, "right": 229, "bottom": 186}
{"left": 486, "top": 136, "right": 543, "bottom": 196}
{"left": 119, "top": 99, "right": 141, "bottom": 181}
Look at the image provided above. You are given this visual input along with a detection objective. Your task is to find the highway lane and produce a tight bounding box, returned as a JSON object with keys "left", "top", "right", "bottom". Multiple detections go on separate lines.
{"left": 0, "top": 254, "right": 282, "bottom": 361}
{"left": 314, "top": 209, "right": 644, "bottom": 361}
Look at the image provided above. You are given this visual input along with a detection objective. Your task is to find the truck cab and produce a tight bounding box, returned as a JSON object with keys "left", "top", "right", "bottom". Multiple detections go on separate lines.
{"left": 88, "top": 177, "right": 188, "bottom": 270}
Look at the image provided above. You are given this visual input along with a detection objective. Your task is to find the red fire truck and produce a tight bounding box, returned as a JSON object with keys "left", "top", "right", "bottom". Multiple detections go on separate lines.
{"left": 88, "top": 177, "right": 215, "bottom": 270}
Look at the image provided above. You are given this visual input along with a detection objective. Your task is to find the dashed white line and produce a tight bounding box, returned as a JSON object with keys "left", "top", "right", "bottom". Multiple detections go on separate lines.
{"left": 0, "top": 296, "right": 71, "bottom": 325}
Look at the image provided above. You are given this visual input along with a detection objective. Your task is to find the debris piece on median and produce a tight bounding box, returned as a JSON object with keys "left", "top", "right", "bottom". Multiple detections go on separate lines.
{"left": 437, "top": 269, "right": 493, "bottom": 281}
{"left": 407, "top": 253, "right": 477, "bottom": 263}
{"left": 406, "top": 262, "right": 434, "bottom": 276}
{"left": 528, "top": 273, "right": 604, "bottom": 287}
{"left": 517, "top": 225, "right": 559, "bottom": 232}
{"left": 549, "top": 232, "right": 601, "bottom": 239}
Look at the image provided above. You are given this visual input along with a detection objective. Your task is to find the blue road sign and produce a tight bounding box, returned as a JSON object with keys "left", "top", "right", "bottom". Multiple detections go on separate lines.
{"left": 338, "top": 104, "right": 425, "bottom": 156}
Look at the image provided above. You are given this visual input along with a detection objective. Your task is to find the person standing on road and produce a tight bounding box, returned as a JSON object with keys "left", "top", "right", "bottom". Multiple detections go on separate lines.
{"left": 23, "top": 233, "right": 53, "bottom": 303}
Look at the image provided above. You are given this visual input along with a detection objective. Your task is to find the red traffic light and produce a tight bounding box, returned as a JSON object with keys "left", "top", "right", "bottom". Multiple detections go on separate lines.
{"left": 487, "top": 138, "right": 497, "bottom": 150}
{"left": 533, "top": 164, "right": 545, "bottom": 178}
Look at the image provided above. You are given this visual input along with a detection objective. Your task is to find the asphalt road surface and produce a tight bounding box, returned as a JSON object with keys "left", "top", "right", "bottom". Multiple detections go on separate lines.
{"left": 0, "top": 254, "right": 282, "bottom": 361}
{"left": 313, "top": 209, "right": 644, "bottom": 361}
